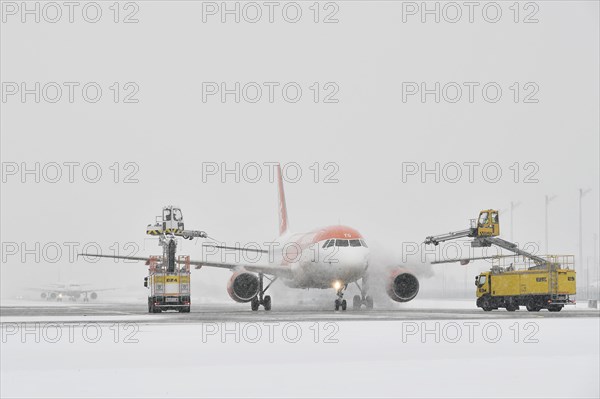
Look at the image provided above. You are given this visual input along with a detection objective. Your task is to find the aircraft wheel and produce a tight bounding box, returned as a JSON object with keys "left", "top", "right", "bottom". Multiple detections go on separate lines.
{"left": 263, "top": 295, "right": 272, "bottom": 311}
{"left": 341, "top": 299, "right": 347, "bottom": 311}
{"left": 365, "top": 296, "right": 374, "bottom": 310}
{"left": 352, "top": 295, "right": 361, "bottom": 310}
{"left": 251, "top": 297, "right": 260, "bottom": 311}
{"left": 334, "top": 299, "right": 340, "bottom": 311}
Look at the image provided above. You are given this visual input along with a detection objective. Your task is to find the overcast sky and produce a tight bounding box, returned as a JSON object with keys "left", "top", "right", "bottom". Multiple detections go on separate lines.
{"left": 1, "top": 1, "right": 598, "bottom": 300}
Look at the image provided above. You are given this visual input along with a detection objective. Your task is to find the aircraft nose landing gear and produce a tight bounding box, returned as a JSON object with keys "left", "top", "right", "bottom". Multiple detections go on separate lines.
{"left": 334, "top": 283, "right": 347, "bottom": 311}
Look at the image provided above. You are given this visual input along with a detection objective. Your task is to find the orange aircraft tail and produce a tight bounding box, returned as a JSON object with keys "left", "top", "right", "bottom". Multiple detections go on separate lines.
{"left": 277, "top": 164, "right": 289, "bottom": 236}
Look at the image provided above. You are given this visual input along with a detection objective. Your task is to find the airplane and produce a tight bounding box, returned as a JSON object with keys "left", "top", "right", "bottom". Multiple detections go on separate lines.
{"left": 82, "top": 164, "right": 420, "bottom": 311}
{"left": 32, "top": 282, "right": 110, "bottom": 302}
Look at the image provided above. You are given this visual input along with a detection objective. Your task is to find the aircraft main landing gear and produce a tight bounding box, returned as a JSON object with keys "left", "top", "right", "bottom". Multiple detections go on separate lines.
{"left": 352, "top": 279, "right": 373, "bottom": 310}
{"left": 251, "top": 273, "right": 277, "bottom": 311}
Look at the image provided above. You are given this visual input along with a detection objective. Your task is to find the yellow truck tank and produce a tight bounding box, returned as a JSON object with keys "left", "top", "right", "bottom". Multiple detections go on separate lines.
{"left": 475, "top": 255, "right": 576, "bottom": 312}
{"left": 484, "top": 269, "right": 576, "bottom": 297}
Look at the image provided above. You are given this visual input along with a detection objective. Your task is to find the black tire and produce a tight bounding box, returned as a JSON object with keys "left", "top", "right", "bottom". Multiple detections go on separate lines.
{"left": 334, "top": 299, "right": 340, "bottom": 311}
{"left": 365, "top": 296, "right": 374, "bottom": 310}
{"left": 352, "top": 295, "right": 361, "bottom": 310}
{"left": 251, "top": 297, "right": 259, "bottom": 311}
{"left": 481, "top": 296, "right": 493, "bottom": 311}
{"left": 526, "top": 298, "right": 541, "bottom": 312}
{"left": 476, "top": 297, "right": 484, "bottom": 308}
{"left": 548, "top": 305, "right": 563, "bottom": 312}
{"left": 341, "top": 299, "right": 347, "bottom": 311}
{"left": 506, "top": 300, "right": 519, "bottom": 311}
{"left": 477, "top": 295, "right": 494, "bottom": 312}
{"left": 264, "top": 295, "right": 272, "bottom": 311}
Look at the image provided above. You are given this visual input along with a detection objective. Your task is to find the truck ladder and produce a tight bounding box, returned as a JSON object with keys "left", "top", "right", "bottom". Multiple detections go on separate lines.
{"left": 474, "top": 237, "right": 550, "bottom": 266}
{"left": 424, "top": 228, "right": 473, "bottom": 246}
{"left": 548, "top": 268, "right": 559, "bottom": 299}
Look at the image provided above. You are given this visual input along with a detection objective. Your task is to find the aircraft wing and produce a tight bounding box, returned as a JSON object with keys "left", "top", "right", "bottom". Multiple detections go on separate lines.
{"left": 79, "top": 288, "right": 116, "bottom": 293}
{"left": 79, "top": 253, "right": 294, "bottom": 279}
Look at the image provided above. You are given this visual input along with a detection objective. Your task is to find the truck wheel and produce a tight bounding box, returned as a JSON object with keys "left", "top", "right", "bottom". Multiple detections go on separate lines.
{"left": 548, "top": 305, "right": 563, "bottom": 312}
{"left": 481, "top": 296, "right": 493, "bottom": 311}
{"left": 505, "top": 298, "right": 519, "bottom": 311}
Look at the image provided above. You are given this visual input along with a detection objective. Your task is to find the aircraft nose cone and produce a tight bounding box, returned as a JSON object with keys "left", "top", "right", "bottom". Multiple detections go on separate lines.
{"left": 339, "top": 249, "right": 369, "bottom": 275}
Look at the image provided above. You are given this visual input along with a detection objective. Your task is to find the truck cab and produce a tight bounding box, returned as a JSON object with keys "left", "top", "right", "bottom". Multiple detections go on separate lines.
{"left": 475, "top": 272, "right": 491, "bottom": 297}
{"left": 474, "top": 209, "right": 500, "bottom": 237}
{"left": 147, "top": 205, "right": 185, "bottom": 235}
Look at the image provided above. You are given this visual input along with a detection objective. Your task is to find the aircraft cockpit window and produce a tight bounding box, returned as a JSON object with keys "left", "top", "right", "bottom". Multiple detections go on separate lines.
{"left": 336, "top": 239, "right": 349, "bottom": 247}
{"left": 326, "top": 240, "right": 335, "bottom": 248}
{"left": 360, "top": 239, "right": 368, "bottom": 248}
{"left": 163, "top": 208, "right": 172, "bottom": 221}
{"left": 322, "top": 240, "right": 331, "bottom": 248}
{"left": 349, "top": 239, "right": 361, "bottom": 247}
{"left": 173, "top": 208, "right": 183, "bottom": 221}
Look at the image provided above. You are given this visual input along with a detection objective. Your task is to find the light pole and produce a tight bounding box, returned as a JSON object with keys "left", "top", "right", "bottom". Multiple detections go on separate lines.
{"left": 545, "top": 195, "right": 557, "bottom": 254}
{"left": 594, "top": 234, "right": 598, "bottom": 299}
{"left": 510, "top": 201, "right": 521, "bottom": 242}
{"left": 579, "top": 188, "right": 591, "bottom": 269}
{"left": 587, "top": 256, "right": 590, "bottom": 300}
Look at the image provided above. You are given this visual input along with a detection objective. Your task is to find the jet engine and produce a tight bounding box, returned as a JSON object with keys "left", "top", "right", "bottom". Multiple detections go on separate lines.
{"left": 227, "top": 272, "right": 259, "bottom": 303}
{"left": 49, "top": 292, "right": 57, "bottom": 300}
{"left": 90, "top": 292, "right": 98, "bottom": 300}
{"left": 386, "top": 269, "right": 419, "bottom": 302}
{"left": 40, "top": 292, "right": 47, "bottom": 299}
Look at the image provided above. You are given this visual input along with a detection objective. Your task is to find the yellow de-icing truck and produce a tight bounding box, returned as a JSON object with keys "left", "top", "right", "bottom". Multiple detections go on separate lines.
{"left": 475, "top": 255, "right": 576, "bottom": 312}
{"left": 144, "top": 255, "right": 192, "bottom": 313}
{"left": 425, "top": 210, "right": 577, "bottom": 312}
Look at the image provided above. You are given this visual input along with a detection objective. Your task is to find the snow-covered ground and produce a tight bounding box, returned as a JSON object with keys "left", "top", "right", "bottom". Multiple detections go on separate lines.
{"left": 1, "top": 316, "right": 598, "bottom": 398}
